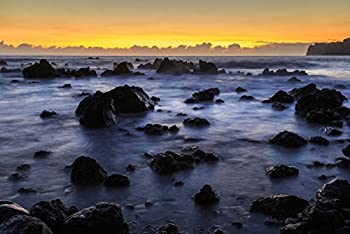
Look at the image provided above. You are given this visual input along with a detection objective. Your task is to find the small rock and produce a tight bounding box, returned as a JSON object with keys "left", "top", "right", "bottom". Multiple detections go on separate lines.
{"left": 266, "top": 165, "right": 299, "bottom": 178}
{"left": 40, "top": 110, "right": 57, "bottom": 118}
{"left": 235, "top": 87, "right": 247, "bottom": 93}
{"left": 70, "top": 156, "right": 107, "bottom": 185}
{"left": 33, "top": 150, "right": 51, "bottom": 159}
{"left": 183, "top": 118, "right": 210, "bottom": 127}
{"left": 194, "top": 185, "right": 219, "bottom": 206}
{"left": 309, "top": 136, "right": 330, "bottom": 145}
{"left": 104, "top": 174, "right": 130, "bottom": 187}
{"left": 239, "top": 95, "right": 255, "bottom": 101}
{"left": 269, "top": 131, "right": 307, "bottom": 148}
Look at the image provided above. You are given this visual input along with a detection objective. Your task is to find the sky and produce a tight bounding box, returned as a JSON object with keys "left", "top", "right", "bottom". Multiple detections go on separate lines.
{"left": 0, "top": 0, "right": 349, "bottom": 55}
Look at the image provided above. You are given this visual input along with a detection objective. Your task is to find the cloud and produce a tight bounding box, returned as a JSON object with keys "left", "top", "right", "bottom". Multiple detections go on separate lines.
{"left": 0, "top": 41, "right": 310, "bottom": 56}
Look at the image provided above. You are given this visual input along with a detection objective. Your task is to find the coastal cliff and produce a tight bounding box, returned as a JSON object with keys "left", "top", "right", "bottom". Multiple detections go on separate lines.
{"left": 307, "top": 38, "right": 350, "bottom": 55}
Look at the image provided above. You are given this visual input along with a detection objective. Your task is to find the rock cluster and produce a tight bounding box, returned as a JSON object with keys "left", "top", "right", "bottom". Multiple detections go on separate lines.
{"left": 185, "top": 88, "right": 220, "bottom": 103}
{"left": 261, "top": 68, "right": 308, "bottom": 76}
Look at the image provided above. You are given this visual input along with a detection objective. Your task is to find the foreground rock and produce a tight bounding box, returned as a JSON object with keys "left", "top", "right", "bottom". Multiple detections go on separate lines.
{"left": 70, "top": 156, "right": 107, "bottom": 185}
{"left": 150, "top": 147, "right": 218, "bottom": 174}
{"left": 194, "top": 185, "right": 219, "bottom": 206}
{"left": 64, "top": 202, "right": 129, "bottom": 234}
{"left": 250, "top": 194, "right": 309, "bottom": 219}
{"left": 0, "top": 215, "right": 53, "bottom": 234}
{"left": 269, "top": 131, "right": 307, "bottom": 148}
{"left": 0, "top": 201, "right": 29, "bottom": 224}
{"left": 266, "top": 165, "right": 299, "bottom": 178}
{"left": 281, "top": 178, "right": 350, "bottom": 233}
{"left": 30, "top": 199, "right": 75, "bottom": 234}
{"left": 185, "top": 88, "right": 220, "bottom": 103}
{"left": 76, "top": 85, "right": 155, "bottom": 128}
{"left": 261, "top": 68, "right": 308, "bottom": 76}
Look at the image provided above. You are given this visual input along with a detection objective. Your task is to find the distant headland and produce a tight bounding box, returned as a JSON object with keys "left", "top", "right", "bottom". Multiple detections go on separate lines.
{"left": 307, "top": 38, "right": 350, "bottom": 56}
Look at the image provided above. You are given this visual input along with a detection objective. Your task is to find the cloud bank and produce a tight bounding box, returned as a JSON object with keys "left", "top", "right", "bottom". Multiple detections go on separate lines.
{"left": 0, "top": 41, "right": 310, "bottom": 56}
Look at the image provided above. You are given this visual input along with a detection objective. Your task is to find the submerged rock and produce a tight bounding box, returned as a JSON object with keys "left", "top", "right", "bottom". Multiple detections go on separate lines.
{"left": 104, "top": 174, "right": 130, "bottom": 187}
{"left": 76, "top": 85, "right": 154, "bottom": 128}
{"left": 239, "top": 95, "right": 255, "bottom": 101}
{"left": 64, "top": 202, "right": 129, "bottom": 234}
{"left": 194, "top": 185, "right": 219, "bottom": 206}
{"left": 150, "top": 148, "right": 218, "bottom": 174}
{"left": 137, "top": 124, "right": 179, "bottom": 135}
{"left": 183, "top": 118, "right": 210, "bottom": 127}
{"left": 30, "top": 199, "right": 73, "bottom": 233}
{"left": 287, "top": 77, "right": 301, "bottom": 82}
{"left": 23, "top": 59, "right": 56, "bottom": 79}
{"left": 269, "top": 131, "right": 307, "bottom": 148}
{"left": 185, "top": 88, "right": 220, "bottom": 103}
{"left": 0, "top": 215, "right": 53, "bottom": 234}
{"left": 250, "top": 194, "right": 309, "bottom": 219}
{"left": 261, "top": 68, "right": 308, "bottom": 76}
{"left": 266, "top": 165, "right": 299, "bottom": 178}
{"left": 70, "top": 156, "right": 107, "bottom": 185}
{"left": 235, "top": 86, "right": 247, "bottom": 93}
{"left": 33, "top": 150, "right": 51, "bottom": 159}
{"left": 40, "top": 110, "right": 57, "bottom": 119}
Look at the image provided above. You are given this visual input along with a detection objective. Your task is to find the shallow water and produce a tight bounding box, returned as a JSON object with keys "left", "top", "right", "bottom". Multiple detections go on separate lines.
{"left": 1, "top": 56, "right": 350, "bottom": 233}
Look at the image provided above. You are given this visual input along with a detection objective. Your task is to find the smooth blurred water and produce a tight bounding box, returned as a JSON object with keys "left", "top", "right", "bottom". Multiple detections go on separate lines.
{"left": 0, "top": 56, "right": 350, "bottom": 233}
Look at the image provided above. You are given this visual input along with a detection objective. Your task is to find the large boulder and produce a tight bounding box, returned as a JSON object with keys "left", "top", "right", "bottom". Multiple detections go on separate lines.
{"left": 0, "top": 215, "right": 53, "bottom": 234}
{"left": 156, "top": 58, "right": 192, "bottom": 75}
{"left": 64, "top": 202, "right": 129, "bottom": 234}
{"left": 288, "top": 83, "right": 318, "bottom": 100}
{"left": 70, "top": 156, "right": 107, "bottom": 185}
{"left": 263, "top": 90, "right": 294, "bottom": 103}
{"left": 23, "top": 59, "right": 56, "bottom": 79}
{"left": 194, "top": 185, "right": 219, "bottom": 206}
{"left": 30, "top": 199, "right": 74, "bottom": 234}
{"left": 76, "top": 85, "right": 154, "bottom": 128}
{"left": 0, "top": 201, "right": 29, "bottom": 224}
{"left": 250, "top": 194, "right": 309, "bottom": 219}
{"left": 316, "top": 178, "right": 350, "bottom": 207}
{"left": 193, "top": 60, "right": 219, "bottom": 74}
{"left": 269, "top": 131, "right": 307, "bottom": 148}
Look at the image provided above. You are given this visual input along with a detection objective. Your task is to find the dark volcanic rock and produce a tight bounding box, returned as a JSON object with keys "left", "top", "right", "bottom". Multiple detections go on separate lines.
{"left": 239, "top": 95, "right": 255, "bottom": 101}
{"left": 307, "top": 38, "right": 350, "bottom": 55}
{"left": 194, "top": 185, "right": 219, "bottom": 206}
{"left": 137, "top": 58, "right": 163, "bottom": 70}
{"left": 261, "top": 68, "right": 308, "bottom": 76}
{"left": 60, "top": 84, "right": 72, "bottom": 89}
{"left": 323, "top": 127, "right": 343, "bottom": 136}
{"left": 0, "top": 201, "right": 30, "bottom": 224}
{"left": 250, "top": 194, "right": 309, "bottom": 219}
{"left": 309, "top": 136, "right": 330, "bottom": 145}
{"left": 185, "top": 88, "right": 220, "bottom": 103}
{"left": 23, "top": 59, "right": 56, "bottom": 79}
{"left": 76, "top": 85, "right": 154, "bottom": 128}
{"left": 305, "top": 109, "right": 336, "bottom": 124}
{"left": 269, "top": 131, "right": 307, "bottom": 148}
{"left": 30, "top": 199, "right": 72, "bottom": 233}
{"left": 150, "top": 148, "right": 218, "bottom": 174}
{"left": 263, "top": 90, "right": 294, "bottom": 103}
{"left": 101, "top": 62, "right": 141, "bottom": 76}
{"left": 40, "top": 110, "right": 57, "bottom": 119}
{"left": 137, "top": 124, "right": 179, "bottom": 135}
{"left": 235, "top": 86, "right": 247, "bottom": 93}
{"left": 0, "top": 215, "right": 53, "bottom": 234}
{"left": 288, "top": 83, "right": 318, "bottom": 100}
{"left": 156, "top": 58, "right": 193, "bottom": 75}
{"left": 33, "top": 150, "right": 51, "bottom": 159}
{"left": 183, "top": 117, "right": 210, "bottom": 127}
{"left": 68, "top": 67, "right": 97, "bottom": 78}
{"left": 104, "top": 174, "right": 130, "bottom": 187}
{"left": 215, "top": 99, "right": 225, "bottom": 104}
{"left": 316, "top": 178, "right": 350, "bottom": 207}
{"left": 193, "top": 60, "right": 219, "bottom": 74}
{"left": 64, "top": 202, "right": 129, "bottom": 234}
{"left": 1, "top": 67, "right": 21, "bottom": 73}
{"left": 156, "top": 223, "right": 178, "bottom": 234}
{"left": 70, "top": 156, "right": 107, "bottom": 185}
{"left": 266, "top": 165, "right": 299, "bottom": 178}
{"left": 342, "top": 145, "right": 350, "bottom": 157}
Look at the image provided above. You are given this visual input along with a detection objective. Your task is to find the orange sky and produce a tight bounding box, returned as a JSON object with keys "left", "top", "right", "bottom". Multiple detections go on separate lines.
{"left": 0, "top": 0, "right": 349, "bottom": 49}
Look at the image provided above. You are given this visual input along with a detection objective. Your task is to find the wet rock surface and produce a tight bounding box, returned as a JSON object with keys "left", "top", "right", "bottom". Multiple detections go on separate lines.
{"left": 183, "top": 117, "right": 210, "bottom": 127}
{"left": 263, "top": 90, "right": 294, "bottom": 103}
{"left": 64, "top": 202, "right": 129, "bottom": 234}
{"left": 266, "top": 165, "right": 299, "bottom": 178}
{"left": 104, "top": 174, "right": 130, "bottom": 187}
{"left": 70, "top": 156, "right": 107, "bottom": 185}
{"left": 76, "top": 85, "right": 154, "bottom": 128}
{"left": 0, "top": 201, "right": 30, "bottom": 224}
{"left": 0, "top": 215, "right": 53, "bottom": 234}
{"left": 194, "top": 185, "right": 219, "bottom": 206}
{"left": 269, "top": 131, "right": 307, "bottom": 148}
{"left": 137, "top": 124, "right": 179, "bottom": 135}
{"left": 185, "top": 88, "right": 220, "bottom": 103}
{"left": 150, "top": 147, "right": 218, "bottom": 174}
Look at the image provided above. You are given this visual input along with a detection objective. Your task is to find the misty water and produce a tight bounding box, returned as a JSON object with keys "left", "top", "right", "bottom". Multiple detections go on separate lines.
{"left": 1, "top": 56, "right": 350, "bottom": 233}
